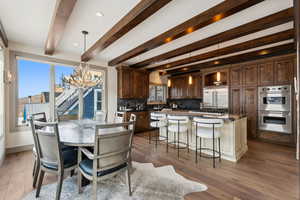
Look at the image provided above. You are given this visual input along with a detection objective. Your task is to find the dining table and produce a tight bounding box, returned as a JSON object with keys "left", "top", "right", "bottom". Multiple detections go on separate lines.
{"left": 57, "top": 119, "right": 128, "bottom": 147}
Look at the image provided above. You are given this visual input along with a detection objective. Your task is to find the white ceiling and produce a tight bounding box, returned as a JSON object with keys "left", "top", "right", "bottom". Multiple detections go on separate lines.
{"left": 0, "top": 0, "right": 294, "bottom": 69}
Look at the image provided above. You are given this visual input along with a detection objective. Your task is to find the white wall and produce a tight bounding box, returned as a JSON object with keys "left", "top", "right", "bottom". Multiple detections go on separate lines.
{"left": 0, "top": 48, "right": 5, "bottom": 164}
{"left": 5, "top": 42, "right": 118, "bottom": 149}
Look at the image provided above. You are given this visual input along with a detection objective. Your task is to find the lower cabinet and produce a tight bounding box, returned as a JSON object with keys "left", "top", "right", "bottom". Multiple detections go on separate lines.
{"left": 230, "top": 86, "right": 257, "bottom": 139}
{"left": 125, "top": 111, "right": 150, "bottom": 133}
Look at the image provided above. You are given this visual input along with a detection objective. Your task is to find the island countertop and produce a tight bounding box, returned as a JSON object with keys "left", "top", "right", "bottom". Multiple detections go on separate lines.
{"left": 153, "top": 110, "right": 245, "bottom": 121}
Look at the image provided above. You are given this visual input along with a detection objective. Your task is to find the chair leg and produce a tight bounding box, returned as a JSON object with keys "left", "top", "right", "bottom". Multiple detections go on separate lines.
{"left": 195, "top": 135, "right": 198, "bottom": 163}
{"left": 32, "top": 162, "right": 40, "bottom": 188}
{"left": 166, "top": 127, "right": 169, "bottom": 153}
{"left": 126, "top": 167, "right": 132, "bottom": 196}
{"left": 199, "top": 137, "right": 202, "bottom": 158}
{"left": 32, "top": 159, "right": 36, "bottom": 177}
{"left": 93, "top": 179, "right": 97, "bottom": 200}
{"left": 77, "top": 170, "right": 83, "bottom": 194}
{"left": 149, "top": 131, "right": 151, "bottom": 144}
{"left": 36, "top": 170, "right": 45, "bottom": 198}
{"left": 218, "top": 138, "right": 221, "bottom": 162}
{"left": 70, "top": 169, "right": 75, "bottom": 177}
{"left": 155, "top": 129, "right": 158, "bottom": 148}
{"left": 213, "top": 135, "right": 216, "bottom": 168}
{"left": 56, "top": 172, "right": 64, "bottom": 200}
{"left": 187, "top": 130, "right": 189, "bottom": 153}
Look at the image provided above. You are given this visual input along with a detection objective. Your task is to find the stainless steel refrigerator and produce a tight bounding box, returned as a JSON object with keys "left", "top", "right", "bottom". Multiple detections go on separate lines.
{"left": 203, "top": 87, "right": 229, "bottom": 108}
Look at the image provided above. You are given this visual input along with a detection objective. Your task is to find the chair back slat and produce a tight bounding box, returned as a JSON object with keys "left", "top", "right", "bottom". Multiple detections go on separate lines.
{"left": 93, "top": 121, "right": 134, "bottom": 171}
{"left": 32, "top": 121, "right": 62, "bottom": 169}
{"left": 193, "top": 117, "right": 224, "bottom": 128}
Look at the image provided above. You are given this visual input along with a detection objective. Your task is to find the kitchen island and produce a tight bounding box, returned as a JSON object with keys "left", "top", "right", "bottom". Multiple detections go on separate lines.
{"left": 155, "top": 110, "right": 248, "bottom": 162}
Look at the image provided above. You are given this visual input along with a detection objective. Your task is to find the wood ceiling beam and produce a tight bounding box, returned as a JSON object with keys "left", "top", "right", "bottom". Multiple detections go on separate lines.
{"left": 166, "top": 43, "right": 295, "bottom": 75}
{"left": 81, "top": 0, "right": 172, "bottom": 62}
{"left": 0, "top": 20, "right": 8, "bottom": 48}
{"left": 109, "top": 0, "right": 264, "bottom": 66}
{"left": 150, "top": 29, "right": 295, "bottom": 71}
{"left": 45, "top": 0, "right": 77, "bottom": 55}
{"left": 131, "top": 8, "right": 294, "bottom": 68}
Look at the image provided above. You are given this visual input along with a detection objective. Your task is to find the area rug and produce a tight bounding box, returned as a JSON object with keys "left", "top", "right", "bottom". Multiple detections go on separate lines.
{"left": 22, "top": 162, "right": 207, "bottom": 200}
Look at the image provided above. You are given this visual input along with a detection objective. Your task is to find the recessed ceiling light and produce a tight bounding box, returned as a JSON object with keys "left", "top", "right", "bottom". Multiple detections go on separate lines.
{"left": 96, "top": 12, "right": 104, "bottom": 17}
{"left": 73, "top": 43, "right": 79, "bottom": 47}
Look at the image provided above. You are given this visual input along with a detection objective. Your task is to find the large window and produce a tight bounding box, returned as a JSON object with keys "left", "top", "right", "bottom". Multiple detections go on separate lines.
{"left": 17, "top": 58, "right": 105, "bottom": 126}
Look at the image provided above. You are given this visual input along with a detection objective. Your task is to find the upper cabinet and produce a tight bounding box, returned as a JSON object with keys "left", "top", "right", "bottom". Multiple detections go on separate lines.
{"left": 274, "top": 58, "right": 294, "bottom": 85}
{"left": 230, "top": 65, "right": 243, "bottom": 87}
{"left": 168, "top": 73, "right": 202, "bottom": 99}
{"left": 258, "top": 62, "right": 274, "bottom": 86}
{"left": 117, "top": 66, "right": 149, "bottom": 99}
{"left": 243, "top": 64, "right": 258, "bottom": 86}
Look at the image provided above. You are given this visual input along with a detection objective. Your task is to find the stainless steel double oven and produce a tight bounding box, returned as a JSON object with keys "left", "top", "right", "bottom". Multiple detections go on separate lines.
{"left": 258, "top": 85, "right": 292, "bottom": 134}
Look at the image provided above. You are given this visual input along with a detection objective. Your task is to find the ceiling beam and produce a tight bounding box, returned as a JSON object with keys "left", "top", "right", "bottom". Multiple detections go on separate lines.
{"left": 166, "top": 43, "right": 295, "bottom": 75}
{"left": 44, "top": 0, "right": 77, "bottom": 55}
{"left": 131, "top": 8, "right": 294, "bottom": 68}
{"left": 150, "top": 29, "right": 295, "bottom": 71}
{"left": 81, "top": 0, "right": 172, "bottom": 62}
{"left": 0, "top": 20, "right": 8, "bottom": 48}
{"left": 108, "top": 0, "right": 264, "bottom": 66}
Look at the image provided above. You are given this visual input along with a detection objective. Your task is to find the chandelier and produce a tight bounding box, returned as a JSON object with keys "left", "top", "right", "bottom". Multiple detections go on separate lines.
{"left": 63, "top": 31, "right": 102, "bottom": 88}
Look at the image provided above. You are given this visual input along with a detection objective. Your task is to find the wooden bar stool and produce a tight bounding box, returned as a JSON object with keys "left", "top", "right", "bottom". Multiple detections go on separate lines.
{"left": 193, "top": 117, "right": 224, "bottom": 168}
{"left": 166, "top": 115, "right": 190, "bottom": 158}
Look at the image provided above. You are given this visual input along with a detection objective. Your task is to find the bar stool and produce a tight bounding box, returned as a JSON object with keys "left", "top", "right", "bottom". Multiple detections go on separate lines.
{"left": 149, "top": 112, "right": 167, "bottom": 147}
{"left": 193, "top": 117, "right": 224, "bottom": 168}
{"left": 166, "top": 115, "right": 190, "bottom": 158}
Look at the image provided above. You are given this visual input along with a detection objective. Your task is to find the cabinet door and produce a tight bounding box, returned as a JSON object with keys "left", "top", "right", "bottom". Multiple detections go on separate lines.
{"left": 274, "top": 59, "right": 294, "bottom": 85}
{"left": 243, "top": 64, "right": 258, "bottom": 86}
{"left": 230, "top": 87, "right": 242, "bottom": 115}
{"left": 118, "top": 69, "right": 132, "bottom": 98}
{"left": 230, "top": 66, "right": 243, "bottom": 86}
{"left": 192, "top": 74, "right": 202, "bottom": 98}
{"left": 258, "top": 62, "right": 274, "bottom": 86}
{"left": 243, "top": 87, "right": 257, "bottom": 138}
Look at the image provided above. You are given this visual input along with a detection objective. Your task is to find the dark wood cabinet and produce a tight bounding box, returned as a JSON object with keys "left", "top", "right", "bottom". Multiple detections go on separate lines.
{"left": 117, "top": 68, "right": 133, "bottom": 98}
{"left": 230, "top": 65, "right": 243, "bottom": 86}
{"left": 258, "top": 62, "right": 274, "bottom": 86}
{"left": 117, "top": 66, "right": 149, "bottom": 99}
{"left": 274, "top": 59, "right": 294, "bottom": 85}
{"left": 230, "top": 87, "right": 243, "bottom": 115}
{"left": 243, "top": 87, "right": 257, "bottom": 138}
{"left": 125, "top": 111, "right": 150, "bottom": 133}
{"left": 169, "top": 73, "right": 202, "bottom": 99}
{"left": 243, "top": 64, "right": 258, "bottom": 86}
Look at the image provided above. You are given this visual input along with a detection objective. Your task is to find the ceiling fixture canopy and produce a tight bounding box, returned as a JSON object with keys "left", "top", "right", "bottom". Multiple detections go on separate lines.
{"left": 64, "top": 31, "right": 102, "bottom": 88}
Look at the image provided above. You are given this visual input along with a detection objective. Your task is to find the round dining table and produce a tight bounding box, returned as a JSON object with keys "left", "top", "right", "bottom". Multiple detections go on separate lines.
{"left": 57, "top": 119, "right": 128, "bottom": 147}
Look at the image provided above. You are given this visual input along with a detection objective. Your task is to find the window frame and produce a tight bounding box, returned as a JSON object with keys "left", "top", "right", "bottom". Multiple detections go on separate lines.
{"left": 10, "top": 51, "right": 107, "bottom": 132}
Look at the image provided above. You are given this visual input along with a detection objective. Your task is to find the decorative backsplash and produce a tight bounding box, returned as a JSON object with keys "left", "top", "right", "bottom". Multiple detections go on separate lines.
{"left": 167, "top": 99, "right": 203, "bottom": 110}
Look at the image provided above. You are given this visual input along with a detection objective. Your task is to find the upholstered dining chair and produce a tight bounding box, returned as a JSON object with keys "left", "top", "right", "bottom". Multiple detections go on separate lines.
{"left": 94, "top": 110, "right": 107, "bottom": 122}
{"left": 31, "top": 120, "right": 78, "bottom": 200}
{"left": 30, "top": 112, "right": 47, "bottom": 188}
{"left": 77, "top": 121, "right": 135, "bottom": 200}
{"left": 114, "top": 111, "right": 125, "bottom": 123}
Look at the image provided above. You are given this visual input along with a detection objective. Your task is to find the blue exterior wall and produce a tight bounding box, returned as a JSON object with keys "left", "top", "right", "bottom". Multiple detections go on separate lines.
{"left": 68, "top": 89, "right": 95, "bottom": 119}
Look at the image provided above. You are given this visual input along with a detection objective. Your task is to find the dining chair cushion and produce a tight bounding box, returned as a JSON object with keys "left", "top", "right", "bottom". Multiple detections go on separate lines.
{"left": 79, "top": 159, "right": 127, "bottom": 177}
{"left": 42, "top": 148, "right": 77, "bottom": 170}
{"left": 168, "top": 125, "right": 188, "bottom": 133}
{"left": 195, "top": 127, "right": 221, "bottom": 139}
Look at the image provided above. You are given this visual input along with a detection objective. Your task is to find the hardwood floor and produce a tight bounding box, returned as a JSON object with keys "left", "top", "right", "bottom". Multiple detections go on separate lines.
{"left": 0, "top": 132, "right": 299, "bottom": 200}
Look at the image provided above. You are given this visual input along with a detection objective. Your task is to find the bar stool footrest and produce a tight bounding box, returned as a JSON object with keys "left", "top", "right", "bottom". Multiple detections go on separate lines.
{"left": 196, "top": 147, "right": 221, "bottom": 159}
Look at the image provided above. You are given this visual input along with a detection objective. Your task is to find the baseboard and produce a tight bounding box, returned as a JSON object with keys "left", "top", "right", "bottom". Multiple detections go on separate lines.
{"left": 6, "top": 144, "right": 33, "bottom": 154}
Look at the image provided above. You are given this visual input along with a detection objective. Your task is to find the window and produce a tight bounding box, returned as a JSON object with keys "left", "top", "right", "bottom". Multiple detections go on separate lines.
{"left": 17, "top": 58, "right": 105, "bottom": 126}
{"left": 17, "top": 59, "right": 50, "bottom": 126}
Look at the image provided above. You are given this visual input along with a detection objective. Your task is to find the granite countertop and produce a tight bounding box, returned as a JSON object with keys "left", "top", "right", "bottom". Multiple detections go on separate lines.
{"left": 154, "top": 110, "right": 246, "bottom": 121}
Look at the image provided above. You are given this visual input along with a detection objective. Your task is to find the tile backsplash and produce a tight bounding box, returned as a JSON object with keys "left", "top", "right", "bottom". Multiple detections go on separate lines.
{"left": 167, "top": 98, "right": 203, "bottom": 110}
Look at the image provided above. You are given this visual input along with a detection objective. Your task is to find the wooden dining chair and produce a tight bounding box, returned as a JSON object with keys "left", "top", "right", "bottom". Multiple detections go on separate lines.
{"left": 30, "top": 112, "right": 47, "bottom": 188}
{"left": 77, "top": 121, "right": 135, "bottom": 200}
{"left": 31, "top": 120, "right": 77, "bottom": 200}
